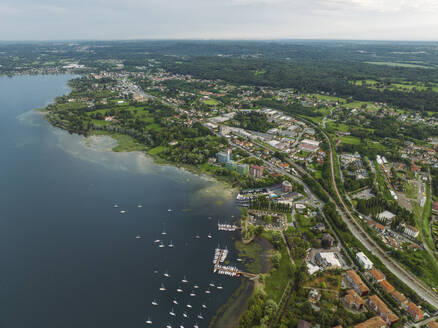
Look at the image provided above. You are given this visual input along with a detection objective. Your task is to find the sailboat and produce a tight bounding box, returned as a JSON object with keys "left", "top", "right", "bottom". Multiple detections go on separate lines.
{"left": 189, "top": 291, "right": 196, "bottom": 297}
{"left": 164, "top": 270, "right": 170, "bottom": 278}
{"left": 159, "top": 283, "right": 166, "bottom": 291}
{"left": 193, "top": 285, "right": 199, "bottom": 289}
{"left": 197, "top": 314, "right": 204, "bottom": 320}
{"left": 205, "top": 290, "right": 211, "bottom": 294}
{"left": 194, "top": 324, "right": 199, "bottom": 328}
{"left": 182, "top": 312, "right": 188, "bottom": 318}
{"left": 136, "top": 235, "right": 141, "bottom": 239}
{"left": 168, "top": 208, "right": 172, "bottom": 212}
{"left": 159, "top": 241, "right": 165, "bottom": 248}
{"left": 166, "top": 324, "right": 172, "bottom": 328}
{"left": 120, "top": 210, "right": 126, "bottom": 214}
{"left": 154, "top": 239, "right": 161, "bottom": 243}
{"left": 176, "top": 286, "right": 183, "bottom": 293}
{"left": 114, "top": 204, "right": 119, "bottom": 208}
{"left": 168, "top": 240, "right": 174, "bottom": 248}
{"left": 152, "top": 299, "right": 158, "bottom": 306}
{"left": 217, "top": 284, "right": 223, "bottom": 290}
{"left": 209, "top": 281, "right": 215, "bottom": 287}
{"left": 186, "top": 303, "right": 192, "bottom": 308}
{"left": 169, "top": 308, "right": 176, "bottom": 316}
{"left": 161, "top": 229, "right": 167, "bottom": 235}
{"left": 173, "top": 298, "right": 178, "bottom": 305}
{"left": 202, "top": 304, "right": 207, "bottom": 309}
{"left": 137, "top": 204, "right": 143, "bottom": 208}
{"left": 182, "top": 276, "right": 188, "bottom": 283}
{"left": 145, "top": 317, "right": 152, "bottom": 324}
{"left": 207, "top": 233, "right": 212, "bottom": 239}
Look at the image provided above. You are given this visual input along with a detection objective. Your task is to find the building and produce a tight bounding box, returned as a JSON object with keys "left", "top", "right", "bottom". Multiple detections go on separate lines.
{"left": 356, "top": 252, "right": 373, "bottom": 270}
{"left": 390, "top": 290, "right": 408, "bottom": 309}
{"left": 282, "top": 180, "right": 293, "bottom": 193}
{"left": 322, "top": 233, "right": 336, "bottom": 248}
{"left": 315, "top": 252, "right": 341, "bottom": 268}
{"left": 217, "top": 149, "right": 232, "bottom": 163}
{"left": 368, "top": 295, "right": 399, "bottom": 325}
{"left": 236, "top": 163, "right": 249, "bottom": 175}
{"left": 345, "top": 270, "right": 370, "bottom": 296}
{"left": 297, "top": 320, "right": 312, "bottom": 328}
{"left": 378, "top": 280, "right": 395, "bottom": 294}
{"left": 354, "top": 316, "right": 387, "bottom": 328}
{"left": 369, "top": 269, "right": 385, "bottom": 283}
{"left": 250, "top": 165, "right": 264, "bottom": 178}
{"left": 377, "top": 211, "right": 396, "bottom": 223}
{"left": 407, "top": 302, "right": 424, "bottom": 322}
{"left": 344, "top": 289, "right": 365, "bottom": 310}
{"left": 427, "top": 322, "right": 438, "bottom": 328}
{"left": 404, "top": 224, "right": 419, "bottom": 238}
{"left": 225, "top": 161, "right": 237, "bottom": 171}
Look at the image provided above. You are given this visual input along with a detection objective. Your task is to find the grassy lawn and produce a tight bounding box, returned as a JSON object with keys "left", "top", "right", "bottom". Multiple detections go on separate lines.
{"left": 340, "top": 135, "right": 361, "bottom": 145}
{"left": 202, "top": 99, "right": 219, "bottom": 105}
{"left": 147, "top": 146, "right": 168, "bottom": 156}
{"left": 326, "top": 121, "right": 350, "bottom": 133}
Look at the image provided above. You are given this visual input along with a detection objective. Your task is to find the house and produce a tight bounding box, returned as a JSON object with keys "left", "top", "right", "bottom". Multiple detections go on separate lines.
{"left": 407, "top": 302, "right": 424, "bottom": 322}
{"left": 249, "top": 165, "right": 264, "bottom": 178}
{"left": 369, "top": 269, "right": 385, "bottom": 283}
{"left": 378, "top": 280, "right": 395, "bottom": 294}
{"left": 390, "top": 290, "right": 408, "bottom": 309}
{"left": 345, "top": 270, "right": 370, "bottom": 296}
{"left": 368, "top": 295, "right": 399, "bottom": 325}
{"left": 344, "top": 289, "right": 365, "bottom": 310}
{"left": 297, "top": 320, "right": 312, "bottom": 328}
{"left": 427, "top": 322, "right": 438, "bottom": 328}
{"left": 354, "top": 316, "right": 387, "bottom": 328}
{"left": 322, "top": 233, "right": 336, "bottom": 248}
{"left": 315, "top": 252, "right": 341, "bottom": 268}
{"left": 356, "top": 252, "right": 373, "bottom": 270}
{"left": 404, "top": 224, "right": 419, "bottom": 238}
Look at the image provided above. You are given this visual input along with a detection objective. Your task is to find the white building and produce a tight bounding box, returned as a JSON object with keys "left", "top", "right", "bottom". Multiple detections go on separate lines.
{"left": 316, "top": 252, "right": 341, "bottom": 268}
{"left": 356, "top": 252, "right": 373, "bottom": 270}
{"left": 404, "top": 225, "right": 419, "bottom": 238}
{"left": 377, "top": 210, "right": 395, "bottom": 223}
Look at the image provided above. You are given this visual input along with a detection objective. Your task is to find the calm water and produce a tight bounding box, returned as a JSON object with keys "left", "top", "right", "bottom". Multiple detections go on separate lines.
{"left": 0, "top": 75, "right": 240, "bottom": 328}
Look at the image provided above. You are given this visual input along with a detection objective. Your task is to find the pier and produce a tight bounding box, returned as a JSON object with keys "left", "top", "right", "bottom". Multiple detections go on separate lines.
{"left": 212, "top": 248, "right": 258, "bottom": 279}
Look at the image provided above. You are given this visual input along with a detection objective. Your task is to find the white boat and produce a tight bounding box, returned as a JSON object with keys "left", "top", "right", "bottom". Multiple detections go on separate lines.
{"left": 205, "top": 290, "right": 211, "bottom": 294}
{"left": 217, "top": 284, "right": 223, "bottom": 290}
{"left": 168, "top": 241, "right": 174, "bottom": 248}
{"left": 166, "top": 324, "right": 172, "bottom": 328}
{"left": 159, "top": 283, "right": 166, "bottom": 291}
{"left": 193, "top": 285, "right": 199, "bottom": 289}
{"left": 164, "top": 270, "right": 170, "bottom": 278}
{"left": 189, "top": 291, "right": 196, "bottom": 297}
{"left": 182, "top": 276, "right": 188, "bottom": 283}
{"left": 237, "top": 258, "right": 242, "bottom": 262}
{"left": 209, "top": 282, "right": 215, "bottom": 287}
{"left": 183, "top": 312, "right": 188, "bottom": 318}
{"left": 186, "top": 303, "right": 192, "bottom": 308}
{"left": 170, "top": 308, "right": 176, "bottom": 316}
{"left": 120, "top": 210, "right": 126, "bottom": 214}
{"left": 180, "top": 326, "right": 184, "bottom": 328}
{"left": 197, "top": 314, "right": 204, "bottom": 320}
{"left": 194, "top": 324, "right": 199, "bottom": 328}
{"left": 152, "top": 300, "right": 158, "bottom": 306}
{"left": 207, "top": 234, "right": 212, "bottom": 239}
{"left": 137, "top": 204, "right": 143, "bottom": 208}
{"left": 159, "top": 242, "right": 165, "bottom": 248}
{"left": 161, "top": 230, "right": 167, "bottom": 235}
{"left": 136, "top": 235, "right": 141, "bottom": 239}
{"left": 201, "top": 304, "right": 207, "bottom": 309}
{"left": 145, "top": 317, "right": 152, "bottom": 324}
{"left": 195, "top": 235, "right": 200, "bottom": 239}
{"left": 168, "top": 208, "right": 172, "bottom": 212}
{"left": 154, "top": 239, "right": 160, "bottom": 243}
{"left": 153, "top": 270, "right": 159, "bottom": 274}
{"left": 177, "top": 287, "right": 183, "bottom": 293}
{"left": 114, "top": 204, "right": 119, "bottom": 208}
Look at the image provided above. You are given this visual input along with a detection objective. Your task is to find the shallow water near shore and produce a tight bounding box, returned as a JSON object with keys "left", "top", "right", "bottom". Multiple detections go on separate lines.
{"left": 0, "top": 74, "right": 241, "bottom": 328}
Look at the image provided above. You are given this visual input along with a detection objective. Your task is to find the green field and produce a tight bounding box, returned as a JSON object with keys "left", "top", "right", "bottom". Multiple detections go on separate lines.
{"left": 202, "top": 98, "right": 219, "bottom": 105}
{"left": 340, "top": 135, "right": 361, "bottom": 145}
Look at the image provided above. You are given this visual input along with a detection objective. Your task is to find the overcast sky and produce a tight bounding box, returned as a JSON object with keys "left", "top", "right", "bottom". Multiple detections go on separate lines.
{"left": 1, "top": 0, "right": 437, "bottom": 41}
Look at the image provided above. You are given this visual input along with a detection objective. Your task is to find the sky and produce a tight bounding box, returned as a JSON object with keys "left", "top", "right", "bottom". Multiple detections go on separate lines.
{"left": 1, "top": 0, "right": 438, "bottom": 41}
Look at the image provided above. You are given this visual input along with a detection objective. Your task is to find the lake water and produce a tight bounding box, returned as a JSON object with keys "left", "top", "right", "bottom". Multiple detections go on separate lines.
{"left": 0, "top": 75, "right": 241, "bottom": 328}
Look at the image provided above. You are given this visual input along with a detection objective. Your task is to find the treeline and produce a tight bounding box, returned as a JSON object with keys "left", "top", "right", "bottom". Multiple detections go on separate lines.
{"left": 164, "top": 57, "right": 438, "bottom": 112}
{"left": 250, "top": 196, "right": 292, "bottom": 213}
{"left": 232, "top": 111, "right": 275, "bottom": 133}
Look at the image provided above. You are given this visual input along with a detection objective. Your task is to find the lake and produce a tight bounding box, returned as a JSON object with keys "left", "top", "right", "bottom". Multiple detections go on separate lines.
{"left": 0, "top": 74, "right": 241, "bottom": 328}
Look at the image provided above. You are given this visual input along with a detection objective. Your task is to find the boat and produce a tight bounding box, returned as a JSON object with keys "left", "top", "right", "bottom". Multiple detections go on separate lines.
{"left": 169, "top": 308, "right": 176, "bottom": 316}
{"left": 217, "top": 284, "right": 223, "bottom": 290}
{"left": 201, "top": 304, "right": 207, "bottom": 309}
{"left": 166, "top": 324, "right": 172, "bottom": 328}
{"left": 173, "top": 298, "right": 178, "bottom": 305}
{"left": 136, "top": 235, "right": 141, "bottom": 239}
{"left": 205, "top": 290, "right": 211, "bottom": 294}
{"left": 161, "top": 230, "right": 167, "bottom": 235}
{"left": 114, "top": 204, "right": 118, "bottom": 208}
{"left": 153, "top": 270, "right": 159, "bottom": 274}
{"left": 197, "top": 314, "right": 204, "bottom": 320}
{"left": 182, "top": 276, "right": 188, "bottom": 283}
{"left": 182, "top": 312, "right": 188, "bottom": 318}
{"left": 209, "top": 282, "right": 215, "bottom": 287}
{"left": 154, "top": 239, "right": 160, "bottom": 243}
{"left": 194, "top": 324, "right": 199, "bottom": 328}
{"left": 186, "top": 303, "right": 192, "bottom": 308}
{"left": 145, "top": 317, "right": 152, "bottom": 324}
{"left": 176, "top": 287, "right": 183, "bottom": 293}
{"left": 189, "top": 291, "right": 196, "bottom": 297}
{"left": 180, "top": 326, "right": 184, "bottom": 328}
{"left": 168, "top": 241, "right": 174, "bottom": 248}
{"left": 120, "top": 210, "right": 126, "bottom": 214}
{"left": 207, "top": 233, "right": 212, "bottom": 239}
{"left": 237, "top": 258, "right": 242, "bottom": 262}
{"left": 159, "top": 242, "right": 165, "bottom": 248}
{"left": 152, "top": 300, "right": 158, "bottom": 306}
{"left": 193, "top": 285, "right": 199, "bottom": 289}
{"left": 195, "top": 235, "right": 200, "bottom": 239}
{"left": 164, "top": 270, "right": 170, "bottom": 278}
{"left": 159, "top": 283, "right": 166, "bottom": 291}
{"left": 168, "top": 208, "right": 172, "bottom": 212}
{"left": 137, "top": 204, "right": 143, "bottom": 208}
